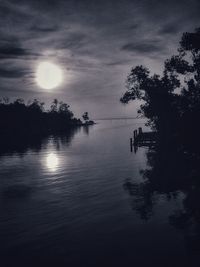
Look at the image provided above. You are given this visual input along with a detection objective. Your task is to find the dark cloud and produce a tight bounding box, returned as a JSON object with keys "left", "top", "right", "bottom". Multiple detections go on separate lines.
{"left": 0, "top": 67, "right": 28, "bottom": 78}
{"left": 0, "top": 42, "right": 40, "bottom": 59}
{"left": 159, "top": 23, "right": 181, "bottom": 35}
{"left": 129, "top": 24, "right": 140, "bottom": 30}
{"left": 121, "top": 42, "right": 162, "bottom": 54}
{"left": 0, "top": 44, "right": 28, "bottom": 58}
{"left": 58, "top": 33, "right": 88, "bottom": 50}
{"left": 30, "top": 25, "right": 59, "bottom": 33}
{"left": 0, "top": 1, "right": 34, "bottom": 26}
{"left": 105, "top": 59, "right": 131, "bottom": 66}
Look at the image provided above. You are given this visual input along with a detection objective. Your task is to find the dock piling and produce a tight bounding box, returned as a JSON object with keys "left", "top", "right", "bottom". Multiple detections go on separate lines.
{"left": 131, "top": 127, "right": 156, "bottom": 149}
{"left": 130, "top": 138, "right": 133, "bottom": 152}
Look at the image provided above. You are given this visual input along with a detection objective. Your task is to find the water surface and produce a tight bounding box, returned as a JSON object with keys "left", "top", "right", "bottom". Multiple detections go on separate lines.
{"left": 0, "top": 119, "right": 199, "bottom": 267}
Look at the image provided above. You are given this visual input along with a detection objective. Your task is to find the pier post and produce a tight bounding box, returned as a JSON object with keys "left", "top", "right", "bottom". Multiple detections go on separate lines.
{"left": 130, "top": 138, "right": 133, "bottom": 152}
{"left": 133, "top": 129, "right": 138, "bottom": 145}
{"left": 134, "top": 129, "right": 137, "bottom": 138}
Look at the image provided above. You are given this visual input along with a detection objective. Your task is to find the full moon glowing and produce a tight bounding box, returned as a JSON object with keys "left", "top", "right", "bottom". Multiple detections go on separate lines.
{"left": 36, "top": 62, "right": 63, "bottom": 89}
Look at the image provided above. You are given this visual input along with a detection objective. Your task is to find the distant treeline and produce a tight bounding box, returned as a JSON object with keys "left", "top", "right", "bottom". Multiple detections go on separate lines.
{"left": 0, "top": 98, "right": 84, "bottom": 135}
{"left": 121, "top": 27, "right": 200, "bottom": 154}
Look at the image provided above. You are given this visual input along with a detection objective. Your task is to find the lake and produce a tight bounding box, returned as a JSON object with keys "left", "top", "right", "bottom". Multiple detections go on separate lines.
{"left": 0, "top": 119, "right": 199, "bottom": 267}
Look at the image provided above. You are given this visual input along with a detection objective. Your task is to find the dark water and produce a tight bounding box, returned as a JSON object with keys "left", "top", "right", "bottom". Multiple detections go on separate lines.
{"left": 0, "top": 120, "right": 200, "bottom": 267}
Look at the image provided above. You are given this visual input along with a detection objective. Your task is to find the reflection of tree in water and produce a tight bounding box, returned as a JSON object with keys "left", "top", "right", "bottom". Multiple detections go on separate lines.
{"left": 123, "top": 178, "right": 155, "bottom": 221}
{"left": 124, "top": 145, "right": 200, "bottom": 253}
{"left": 83, "top": 125, "right": 90, "bottom": 135}
{"left": 169, "top": 184, "right": 200, "bottom": 255}
{"left": 51, "top": 127, "right": 81, "bottom": 150}
{"left": 0, "top": 127, "right": 80, "bottom": 157}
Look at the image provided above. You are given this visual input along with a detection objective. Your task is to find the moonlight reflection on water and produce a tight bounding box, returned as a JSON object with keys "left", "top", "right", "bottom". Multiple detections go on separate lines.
{"left": 46, "top": 152, "right": 59, "bottom": 172}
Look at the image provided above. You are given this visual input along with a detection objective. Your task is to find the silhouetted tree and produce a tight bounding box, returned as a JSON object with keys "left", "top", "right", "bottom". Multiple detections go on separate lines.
{"left": 121, "top": 27, "right": 200, "bottom": 151}
{"left": 58, "top": 102, "right": 74, "bottom": 119}
{"left": 121, "top": 66, "right": 179, "bottom": 133}
{"left": 28, "top": 99, "right": 44, "bottom": 113}
{"left": 0, "top": 98, "right": 82, "bottom": 136}
{"left": 50, "top": 99, "right": 59, "bottom": 113}
{"left": 165, "top": 27, "right": 200, "bottom": 151}
{"left": 82, "top": 112, "right": 89, "bottom": 122}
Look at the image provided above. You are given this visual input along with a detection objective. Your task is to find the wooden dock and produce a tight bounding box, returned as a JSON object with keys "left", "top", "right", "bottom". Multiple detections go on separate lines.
{"left": 130, "top": 127, "right": 157, "bottom": 152}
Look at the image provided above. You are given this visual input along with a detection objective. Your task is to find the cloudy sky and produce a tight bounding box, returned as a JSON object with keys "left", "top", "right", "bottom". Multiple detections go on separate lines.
{"left": 0, "top": 0, "right": 200, "bottom": 118}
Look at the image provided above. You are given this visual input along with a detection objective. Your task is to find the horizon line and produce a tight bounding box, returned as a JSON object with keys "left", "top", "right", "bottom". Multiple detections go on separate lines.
{"left": 94, "top": 117, "right": 145, "bottom": 120}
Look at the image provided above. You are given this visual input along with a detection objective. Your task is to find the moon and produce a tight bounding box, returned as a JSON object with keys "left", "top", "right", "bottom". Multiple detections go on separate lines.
{"left": 36, "top": 62, "right": 63, "bottom": 89}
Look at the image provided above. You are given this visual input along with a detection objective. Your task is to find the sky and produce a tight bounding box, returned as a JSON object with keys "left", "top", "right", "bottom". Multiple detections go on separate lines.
{"left": 0, "top": 0, "right": 200, "bottom": 118}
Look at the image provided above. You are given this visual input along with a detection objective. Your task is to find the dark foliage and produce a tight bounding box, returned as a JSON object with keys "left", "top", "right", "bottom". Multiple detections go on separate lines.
{"left": 121, "top": 27, "right": 200, "bottom": 153}
{"left": 0, "top": 98, "right": 82, "bottom": 135}
{"left": 82, "top": 111, "right": 89, "bottom": 122}
{"left": 82, "top": 111, "right": 95, "bottom": 125}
